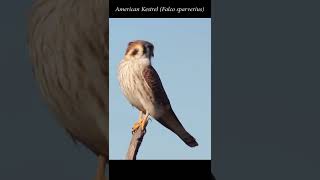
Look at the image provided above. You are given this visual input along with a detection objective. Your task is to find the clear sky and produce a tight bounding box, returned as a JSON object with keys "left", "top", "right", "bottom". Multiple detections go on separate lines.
{"left": 109, "top": 18, "right": 211, "bottom": 160}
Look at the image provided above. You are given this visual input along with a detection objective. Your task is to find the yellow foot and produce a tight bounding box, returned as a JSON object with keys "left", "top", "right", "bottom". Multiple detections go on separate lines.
{"left": 132, "top": 119, "right": 143, "bottom": 134}
{"left": 131, "top": 118, "right": 149, "bottom": 134}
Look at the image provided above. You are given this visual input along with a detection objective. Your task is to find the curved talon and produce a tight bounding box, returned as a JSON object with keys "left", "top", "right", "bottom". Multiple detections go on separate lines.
{"left": 131, "top": 127, "right": 138, "bottom": 134}
{"left": 131, "top": 128, "right": 139, "bottom": 134}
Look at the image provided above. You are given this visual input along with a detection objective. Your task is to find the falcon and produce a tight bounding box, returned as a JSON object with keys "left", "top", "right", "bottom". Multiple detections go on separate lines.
{"left": 118, "top": 40, "right": 198, "bottom": 147}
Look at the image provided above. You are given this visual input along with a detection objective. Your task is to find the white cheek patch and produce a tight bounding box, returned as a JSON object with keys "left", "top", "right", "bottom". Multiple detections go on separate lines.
{"left": 139, "top": 58, "right": 151, "bottom": 65}
{"left": 136, "top": 50, "right": 144, "bottom": 58}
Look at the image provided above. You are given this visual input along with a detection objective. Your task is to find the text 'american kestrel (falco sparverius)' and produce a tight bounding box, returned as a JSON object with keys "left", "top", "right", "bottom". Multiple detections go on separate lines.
{"left": 118, "top": 40, "right": 198, "bottom": 147}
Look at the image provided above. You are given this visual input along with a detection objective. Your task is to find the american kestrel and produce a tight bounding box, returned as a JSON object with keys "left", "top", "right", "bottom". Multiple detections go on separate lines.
{"left": 118, "top": 40, "right": 198, "bottom": 147}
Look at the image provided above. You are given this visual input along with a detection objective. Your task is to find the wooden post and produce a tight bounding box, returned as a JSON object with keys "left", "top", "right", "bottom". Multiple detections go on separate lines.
{"left": 125, "top": 121, "right": 148, "bottom": 160}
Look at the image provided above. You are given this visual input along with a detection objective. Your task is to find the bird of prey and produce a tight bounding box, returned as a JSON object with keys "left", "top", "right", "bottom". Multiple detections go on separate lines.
{"left": 118, "top": 40, "right": 198, "bottom": 148}
{"left": 28, "top": 0, "right": 108, "bottom": 179}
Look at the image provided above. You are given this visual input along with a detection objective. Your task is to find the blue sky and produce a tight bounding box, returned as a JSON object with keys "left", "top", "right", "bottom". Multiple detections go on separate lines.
{"left": 109, "top": 18, "right": 211, "bottom": 160}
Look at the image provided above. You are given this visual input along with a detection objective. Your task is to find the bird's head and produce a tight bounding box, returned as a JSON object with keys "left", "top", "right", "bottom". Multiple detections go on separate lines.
{"left": 124, "top": 40, "right": 154, "bottom": 61}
